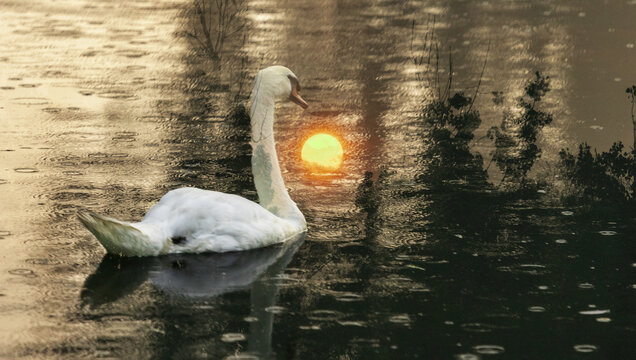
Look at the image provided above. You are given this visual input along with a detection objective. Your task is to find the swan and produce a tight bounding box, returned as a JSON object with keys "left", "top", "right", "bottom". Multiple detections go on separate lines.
{"left": 78, "top": 66, "right": 309, "bottom": 256}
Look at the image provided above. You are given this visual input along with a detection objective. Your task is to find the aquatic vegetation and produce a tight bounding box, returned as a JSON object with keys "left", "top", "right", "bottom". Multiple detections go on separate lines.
{"left": 355, "top": 171, "right": 381, "bottom": 219}
{"left": 419, "top": 91, "right": 488, "bottom": 186}
{"left": 183, "top": 0, "right": 247, "bottom": 60}
{"left": 487, "top": 72, "right": 553, "bottom": 187}
{"left": 557, "top": 85, "right": 636, "bottom": 205}
{"left": 559, "top": 142, "right": 635, "bottom": 204}
{"left": 408, "top": 41, "right": 501, "bottom": 237}
{"left": 411, "top": 41, "right": 634, "bottom": 210}
{"left": 180, "top": 0, "right": 251, "bottom": 105}
{"left": 411, "top": 21, "right": 551, "bottom": 192}
{"left": 217, "top": 103, "right": 253, "bottom": 194}
{"left": 410, "top": 20, "right": 489, "bottom": 187}
{"left": 227, "top": 102, "right": 250, "bottom": 126}
{"left": 409, "top": 48, "right": 636, "bottom": 213}
{"left": 627, "top": 85, "right": 636, "bottom": 149}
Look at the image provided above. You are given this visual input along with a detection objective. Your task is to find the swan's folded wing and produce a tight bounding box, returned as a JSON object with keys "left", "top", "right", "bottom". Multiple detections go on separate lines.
{"left": 141, "top": 187, "right": 294, "bottom": 253}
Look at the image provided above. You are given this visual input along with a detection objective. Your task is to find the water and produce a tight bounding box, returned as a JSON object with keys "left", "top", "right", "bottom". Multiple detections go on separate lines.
{"left": 1, "top": 0, "right": 635, "bottom": 358}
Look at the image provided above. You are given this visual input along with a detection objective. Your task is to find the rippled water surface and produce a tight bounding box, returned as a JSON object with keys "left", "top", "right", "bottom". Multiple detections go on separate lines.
{"left": 1, "top": 0, "right": 635, "bottom": 359}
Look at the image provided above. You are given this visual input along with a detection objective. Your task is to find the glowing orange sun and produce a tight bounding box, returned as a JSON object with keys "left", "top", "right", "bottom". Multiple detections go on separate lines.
{"left": 301, "top": 133, "right": 344, "bottom": 172}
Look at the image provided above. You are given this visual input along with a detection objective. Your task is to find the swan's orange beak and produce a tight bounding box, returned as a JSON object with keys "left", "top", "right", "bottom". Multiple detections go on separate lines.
{"left": 290, "top": 87, "right": 308, "bottom": 109}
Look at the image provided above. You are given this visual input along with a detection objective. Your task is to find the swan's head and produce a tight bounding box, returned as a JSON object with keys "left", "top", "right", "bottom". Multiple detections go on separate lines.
{"left": 257, "top": 66, "right": 308, "bottom": 109}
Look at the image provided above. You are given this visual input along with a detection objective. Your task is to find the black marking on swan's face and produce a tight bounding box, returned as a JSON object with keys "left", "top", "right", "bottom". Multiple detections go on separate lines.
{"left": 288, "top": 75, "right": 300, "bottom": 92}
{"left": 287, "top": 75, "right": 308, "bottom": 109}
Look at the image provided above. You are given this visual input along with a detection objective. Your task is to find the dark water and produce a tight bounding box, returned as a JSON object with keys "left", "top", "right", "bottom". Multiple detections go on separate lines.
{"left": 1, "top": 0, "right": 635, "bottom": 359}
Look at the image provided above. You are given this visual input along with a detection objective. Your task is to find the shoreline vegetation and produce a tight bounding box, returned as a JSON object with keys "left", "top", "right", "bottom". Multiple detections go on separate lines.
{"left": 405, "top": 18, "right": 636, "bottom": 210}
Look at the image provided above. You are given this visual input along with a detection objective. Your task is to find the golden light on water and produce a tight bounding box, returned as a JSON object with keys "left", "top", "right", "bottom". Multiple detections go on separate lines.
{"left": 301, "top": 133, "right": 344, "bottom": 172}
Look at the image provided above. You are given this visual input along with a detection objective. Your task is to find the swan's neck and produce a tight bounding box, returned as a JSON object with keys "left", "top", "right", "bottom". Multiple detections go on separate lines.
{"left": 249, "top": 88, "right": 305, "bottom": 226}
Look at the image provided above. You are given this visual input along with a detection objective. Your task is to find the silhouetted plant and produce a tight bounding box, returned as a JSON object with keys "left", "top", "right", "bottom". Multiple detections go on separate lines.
{"left": 180, "top": 0, "right": 251, "bottom": 109}
{"left": 487, "top": 71, "right": 553, "bottom": 187}
{"left": 419, "top": 91, "right": 489, "bottom": 186}
{"left": 214, "top": 103, "right": 254, "bottom": 196}
{"left": 410, "top": 18, "right": 635, "bottom": 209}
{"left": 627, "top": 85, "right": 636, "bottom": 149}
{"left": 410, "top": 17, "right": 489, "bottom": 106}
{"left": 413, "top": 84, "right": 501, "bottom": 239}
{"left": 355, "top": 170, "right": 385, "bottom": 240}
{"left": 410, "top": 18, "right": 489, "bottom": 186}
{"left": 355, "top": 171, "right": 379, "bottom": 214}
{"left": 557, "top": 86, "right": 636, "bottom": 204}
{"left": 184, "top": 0, "right": 247, "bottom": 61}
{"left": 227, "top": 102, "right": 250, "bottom": 126}
{"left": 559, "top": 143, "right": 635, "bottom": 204}
{"left": 229, "top": 53, "right": 250, "bottom": 103}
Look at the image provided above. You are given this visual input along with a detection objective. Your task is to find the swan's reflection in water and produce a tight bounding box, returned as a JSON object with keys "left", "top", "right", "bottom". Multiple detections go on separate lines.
{"left": 81, "top": 234, "right": 305, "bottom": 359}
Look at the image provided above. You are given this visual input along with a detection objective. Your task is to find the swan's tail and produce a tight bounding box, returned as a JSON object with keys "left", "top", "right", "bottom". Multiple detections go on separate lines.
{"left": 78, "top": 211, "right": 164, "bottom": 257}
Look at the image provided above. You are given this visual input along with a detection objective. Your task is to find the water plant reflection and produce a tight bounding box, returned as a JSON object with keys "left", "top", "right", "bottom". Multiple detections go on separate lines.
{"left": 487, "top": 72, "right": 553, "bottom": 188}
{"left": 183, "top": 0, "right": 247, "bottom": 61}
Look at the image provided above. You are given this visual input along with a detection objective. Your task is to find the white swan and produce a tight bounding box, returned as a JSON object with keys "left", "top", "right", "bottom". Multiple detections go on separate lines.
{"left": 79, "top": 66, "right": 308, "bottom": 256}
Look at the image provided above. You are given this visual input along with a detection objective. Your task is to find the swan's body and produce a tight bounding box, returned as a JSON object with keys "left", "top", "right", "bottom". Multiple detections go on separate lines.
{"left": 79, "top": 66, "right": 308, "bottom": 257}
